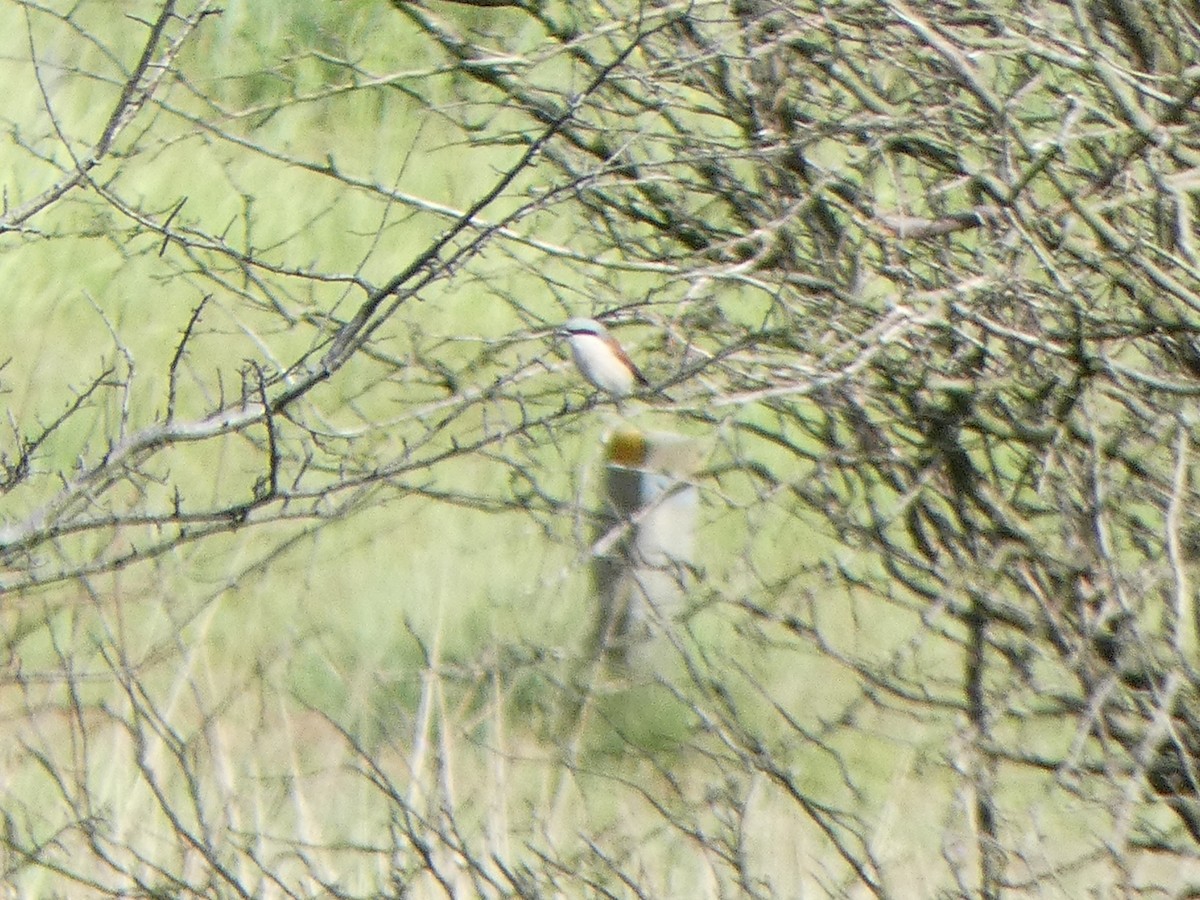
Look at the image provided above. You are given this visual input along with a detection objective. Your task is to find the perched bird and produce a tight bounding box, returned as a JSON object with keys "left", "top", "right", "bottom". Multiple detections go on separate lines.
{"left": 560, "top": 317, "right": 650, "bottom": 398}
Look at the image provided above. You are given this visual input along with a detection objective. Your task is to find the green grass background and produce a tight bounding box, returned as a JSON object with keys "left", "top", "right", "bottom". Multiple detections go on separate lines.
{"left": 1, "top": 0, "right": 1192, "bottom": 895}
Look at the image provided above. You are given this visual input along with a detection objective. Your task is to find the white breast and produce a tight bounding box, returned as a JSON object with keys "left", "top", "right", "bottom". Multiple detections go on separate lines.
{"left": 567, "top": 333, "right": 637, "bottom": 397}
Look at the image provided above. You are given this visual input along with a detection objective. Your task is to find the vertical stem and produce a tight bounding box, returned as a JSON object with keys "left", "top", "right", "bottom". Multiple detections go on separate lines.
{"left": 1165, "top": 423, "right": 1194, "bottom": 656}
{"left": 967, "top": 604, "right": 1002, "bottom": 900}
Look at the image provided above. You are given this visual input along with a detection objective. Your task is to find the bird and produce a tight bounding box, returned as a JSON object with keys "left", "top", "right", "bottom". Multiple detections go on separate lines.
{"left": 559, "top": 317, "right": 650, "bottom": 398}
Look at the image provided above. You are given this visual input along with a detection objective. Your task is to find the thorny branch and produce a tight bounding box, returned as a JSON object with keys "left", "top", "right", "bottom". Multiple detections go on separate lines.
{"left": 3, "top": 0, "right": 1200, "bottom": 896}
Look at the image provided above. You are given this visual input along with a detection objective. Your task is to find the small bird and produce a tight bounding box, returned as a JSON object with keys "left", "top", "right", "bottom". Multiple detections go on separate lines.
{"left": 559, "top": 317, "right": 650, "bottom": 398}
